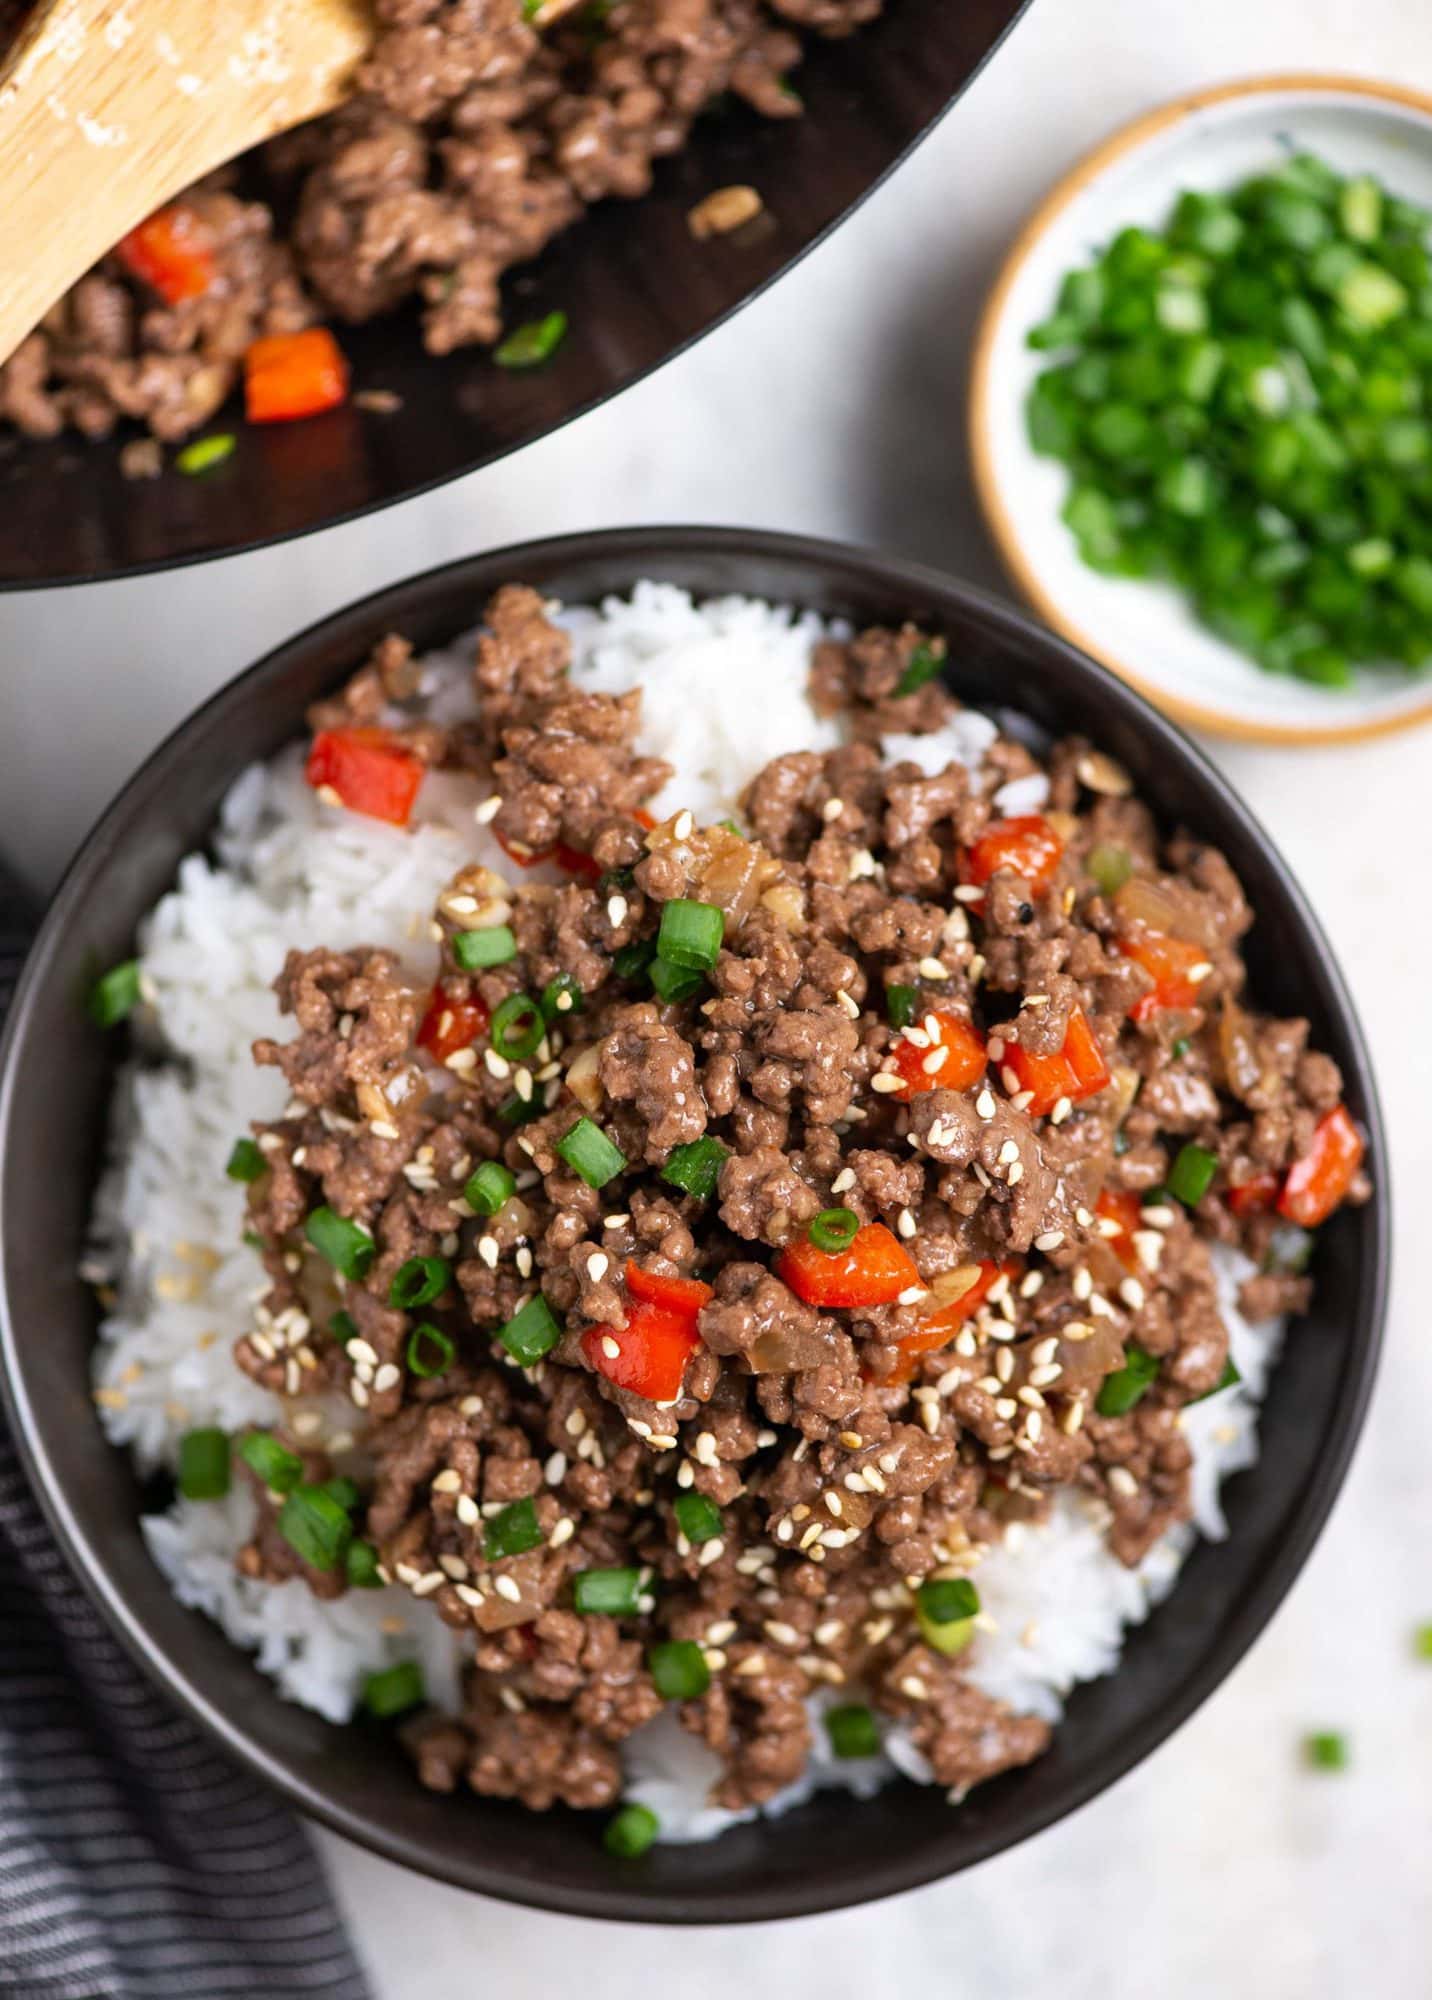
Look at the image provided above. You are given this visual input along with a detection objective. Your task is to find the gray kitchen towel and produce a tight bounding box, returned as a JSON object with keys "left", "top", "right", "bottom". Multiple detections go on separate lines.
{"left": 0, "top": 871, "right": 373, "bottom": 2000}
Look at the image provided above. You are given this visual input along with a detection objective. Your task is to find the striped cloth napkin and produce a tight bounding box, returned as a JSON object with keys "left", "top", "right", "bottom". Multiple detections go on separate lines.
{"left": 0, "top": 866, "right": 372, "bottom": 2000}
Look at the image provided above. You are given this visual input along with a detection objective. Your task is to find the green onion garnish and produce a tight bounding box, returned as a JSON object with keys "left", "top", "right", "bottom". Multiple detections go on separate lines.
{"left": 825, "top": 1704, "right": 881, "bottom": 1760}
{"left": 237, "top": 1431, "right": 303, "bottom": 1494}
{"left": 494, "top": 309, "right": 567, "bottom": 370}
{"left": 464, "top": 1160, "right": 516, "bottom": 1215}
{"left": 573, "top": 1567, "right": 645, "bottom": 1615}
{"left": 452, "top": 925, "right": 517, "bottom": 970}
{"left": 1190, "top": 1355, "right": 1242, "bottom": 1403}
{"left": 242, "top": 1229, "right": 264, "bottom": 1251}
{"left": 1087, "top": 844, "right": 1133, "bottom": 896}
{"left": 388, "top": 1255, "right": 450, "bottom": 1310}
{"left": 225, "top": 1138, "right": 266, "bottom": 1183}
{"left": 673, "top": 1492, "right": 722, "bottom": 1545}
{"left": 345, "top": 1539, "right": 384, "bottom": 1589}
{"left": 88, "top": 959, "right": 141, "bottom": 1027}
{"left": 1414, "top": 1623, "right": 1432, "bottom": 1662}
{"left": 647, "top": 1639, "right": 710, "bottom": 1700}
{"left": 175, "top": 432, "right": 236, "bottom": 476}
{"left": 498, "top": 1091, "right": 546, "bottom": 1127}
{"left": 603, "top": 1801, "right": 660, "bottom": 1858}
{"left": 1304, "top": 1730, "right": 1348, "bottom": 1771}
{"left": 885, "top": 984, "right": 918, "bottom": 1029}
{"left": 660, "top": 1135, "right": 728, "bottom": 1202}
{"left": 893, "top": 638, "right": 947, "bottom": 697}
{"left": 330, "top": 1310, "right": 358, "bottom": 1347}
{"left": 277, "top": 1484, "right": 353, "bottom": 1572}
{"left": 362, "top": 1662, "right": 425, "bottom": 1718}
{"left": 496, "top": 1294, "right": 561, "bottom": 1367}
{"left": 1095, "top": 1342, "right": 1160, "bottom": 1417}
{"left": 484, "top": 1496, "right": 543, "bottom": 1561}
{"left": 554, "top": 1116, "right": 627, "bottom": 1189}
{"left": 612, "top": 939, "right": 657, "bottom": 981}
{"left": 177, "top": 1428, "right": 230, "bottom": 1501}
{"left": 649, "top": 957, "right": 704, "bottom": 1005}
{"left": 305, "top": 1205, "right": 375, "bottom": 1281}
{"left": 540, "top": 972, "right": 584, "bottom": 1020}
{"left": 809, "top": 1207, "right": 859, "bottom": 1253}
{"left": 406, "top": 1322, "right": 455, "bottom": 1378}
{"left": 1171, "top": 1035, "right": 1191, "bottom": 1059}
{"left": 657, "top": 899, "right": 725, "bottom": 972}
{"left": 1167, "top": 1141, "right": 1218, "bottom": 1208}
{"left": 490, "top": 991, "right": 544, "bottom": 1061}
{"left": 915, "top": 1576, "right": 980, "bottom": 1657}
{"left": 322, "top": 1475, "right": 362, "bottom": 1514}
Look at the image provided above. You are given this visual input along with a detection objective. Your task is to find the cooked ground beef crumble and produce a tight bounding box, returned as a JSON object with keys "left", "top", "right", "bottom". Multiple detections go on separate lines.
{"left": 229, "top": 585, "right": 1368, "bottom": 1815}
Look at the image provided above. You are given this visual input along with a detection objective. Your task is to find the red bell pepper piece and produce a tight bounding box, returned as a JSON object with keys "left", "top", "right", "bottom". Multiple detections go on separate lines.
{"left": 625, "top": 1261, "right": 713, "bottom": 1315}
{"left": 245, "top": 328, "right": 349, "bottom": 424}
{"left": 1001, "top": 1006, "right": 1110, "bottom": 1118}
{"left": 961, "top": 815, "right": 1064, "bottom": 899}
{"left": 887, "top": 1259, "right": 1015, "bottom": 1382}
{"left": 1227, "top": 1172, "right": 1281, "bottom": 1217}
{"left": 633, "top": 809, "right": 657, "bottom": 832}
{"left": 776, "top": 1222, "right": 919, "bottom": 1309}
{"left": 1118, "top": 930, "right": 1210, "bottom": 1022}
{"left": 1094, "top": 1188, "right": 1144, "bottom": 1271}
{"left": 306, "top": 727, "right": 424, "bottom": 826}
{"left": 416, "top": 986, "right": 490, "bottom": 1064}
{"left": 887, "top": 1010, "right": 987, "bottom": 1099}
{"left": 582, "top": 1300, "right": 701, "bottom": 1403}
{"left": 1277, "top": 1104, "right": 1363, "bottom": 1228}
{"left": 116, "top": 203, "right": 215, "bottom": 304}
{"left": 554, "top": 843, "right": 602, "bottom": 884}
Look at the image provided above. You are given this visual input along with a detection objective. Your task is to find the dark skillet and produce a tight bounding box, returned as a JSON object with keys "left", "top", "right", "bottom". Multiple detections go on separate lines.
{"left": 0, "top": 0, "right": 1028, "bottom": 589}
{"left": 0, "top": 528, "right": 1387, "bottom": 1920}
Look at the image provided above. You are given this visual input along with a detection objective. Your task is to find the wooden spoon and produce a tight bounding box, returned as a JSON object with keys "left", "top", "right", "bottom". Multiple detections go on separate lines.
{"left": 0, "top": 0, "right": 375, "bottom": 367}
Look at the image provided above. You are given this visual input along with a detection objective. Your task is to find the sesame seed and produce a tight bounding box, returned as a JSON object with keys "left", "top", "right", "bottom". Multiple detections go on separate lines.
{"left": 484, "top": 1048, "right": 511, "bottom": 1080}
{"left": 995, "top": 1345, "right": 1014, "bottom": 1383}
{"left": 764, "top": 1621, "right": 801, "bottom": 1647}
{"left": 515, "top": 1246, "right": 533, "bottom": 1278}
{"left": 830, "top": 1167, "right": 857, "bottom": 1196}
{"left": 1143, "top": 1204, "right": 1177, "bottom": 1230}
{"left": 439, "top": 1554, "right": 470, "bottom": 1580}
{"left": 896, "top": 1207, "right": 917, "bottom": 1239}
{"left": 373, "top": 1362, "right": 401, "bottom": 1393}
{"left": 478, "top": 1235, "right": 499, "bottom": 1269}
{"left": 954, "top": 884, "right": 983, "bottom": 904}
{"left": 917, "top": 956, "right": 949, "bottom": 980}
{"left": 824, "top": 1491, "right": 844, "bottom": 1517}
{"left": 822, "top": 797, "right": 844, "bottom": 821}
{"left": 494, "top": 1575, "right": 523, "bottom": 1603}
{"left": 1134, "top": 1230, "right": 1164, "bottom": 1272}
{"left": 1119, "top": 1277, "right": 1146, "bottom": 1311}
{"left": 998, "top": 1139, "right": 1020, "bottom": 1166}
{"left": 1020, "top": 1271, "right": 1045, "bottom": 1299}
{"left": 475, "top": 794, "right": 502, "bottom": 824}
{"left": 995, "top": 1397, "right": 1018, "bottom": 1421}
{"left": 694, "top": 1431, "right": 718, "bottom": 1467}
{"left": 1072, "top": 1267, "right": 1093, "bottom": 1302}
{"left": 896, "top": 1285, "right": 926, "bottom": 1307}
{"left": 1075, "top": 1205, "right": 1094, "bottom": 1227}
{"left": 870, "top": 1071, "right": 901, "bottom": 1094}
{"left": 698, "top": 1537, "right": 724, "bottom": 1566}
{"left": 1108, "top": 1466, "right": 1139, "bottom": 1499}
{"left": 1030, "top": 1363, "right": 1063, "bottom": 1388}
{"left": 920, "top": 1400, "right": 940, "bottom": 1436}
{"left": 350, "top": 1380, "right": 371, "bottom": 1409}
{"left": 674, "top": 809, "right": 695, "bottom": 840}
{"left": 445, "top": 1048, "right": 478, "bottom": 1074}
{"left": 836, "top": 988, "right": 861, "bottom": 1020}
{"left": 431, "top": 1468, "right": 463, "bottom": 1495}
{"left": 411, "top": 1571, "right": 446, "bottom": 1597}
{"left": 1024, "top": 1410, "right": 1044, "bottom": 1442}
{"left": 1049, "top": 1095, "right": 1073, "bottom": 1125}
{"left": 586, "top": 1251, "right": 610, "bottom": 1283}
{"left": 565, "top": 1408, "right": 587, "bottom": 1437}
{"left": 1188, "top": 962, "right": 1214, "bottom": 983}
{"left": 455, "top": 1584, "right": 484, "bottom": 1607}
{"left": 607, "top": 894, "right": 628, "bottom": 927}
{"left": 456, "top": 1495, "right": 480, "bottom": 1527}
{"left": 975, "top": 1090, "right": 997, "bottom": 1120}
{"left": 1062, "top": 1399, "right": 1086, "bottom": 1435}
{"left": 922, "top": 1047, "right": 949, "bottom": 1076}
{"left": 1000, "top": 1065, "right": 1021, "bottom": 1094}
{"left": 1009, "top": 1092, "right": 1035, "bottom": 1115}
{"left": 1034, "top": 1229, "right": 1064, "bottom": 1252}
{"left": 1007, "top": 1162, "right": 1024, "bottom": 1185}
{"left": 899, "top": 1675, "right": 929, "bottom": 1701}
{"left": 550, "top": 1517, "right": 575, "bottom": 1548}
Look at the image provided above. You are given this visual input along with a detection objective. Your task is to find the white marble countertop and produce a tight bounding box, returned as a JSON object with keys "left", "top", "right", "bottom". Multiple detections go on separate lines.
{"left": 2, "top": 0, "right": 1429, "bottom": 1991}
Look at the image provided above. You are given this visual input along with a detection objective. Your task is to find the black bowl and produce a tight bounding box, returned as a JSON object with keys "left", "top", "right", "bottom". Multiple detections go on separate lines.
{"left": 0, "top": 0, "right": 1027, "bottom": 590}
{"left": 0, "top": 528, "right": 1387, "bottom": 1921}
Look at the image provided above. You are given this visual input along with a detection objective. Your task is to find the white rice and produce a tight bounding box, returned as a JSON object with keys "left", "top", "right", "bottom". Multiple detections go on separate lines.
{"left": 86, "top": 581, "right": 1283, "bottom": 1842}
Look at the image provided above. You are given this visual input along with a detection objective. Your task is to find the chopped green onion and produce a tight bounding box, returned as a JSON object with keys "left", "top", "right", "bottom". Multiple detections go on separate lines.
{"left": 452, "top": 925, "right": 517, "bottom": 970}
{"left": 1304, "top": 1730, "right": 1348, "bottom": 1771}
{"left": 322, "top": 1475, "right": 361, "bottom": 1514}
{"left": 1167, "top": 1142, "right": 1219, "bottom": 1207}
{"left": 494, "top": 309, "right": 567, "bottom": 370}
{"left": 237, "top": 1431, "right": 303, "bottom": 1494}
{"left": 573, "top": 1567, "right": 645, "bottom": 1615}
{"left": 718, "top": 818, "right": 744, "bottom": 838}
{"left": 305, "top": 1206, "right": 375, "bottom": 1281}
{"left": 649, "top": 957, "right": 704, "bottom": 1005}
{"left": 1087, "top": 844, "right": 1132, "bottom": 896}
{"left": 808, "top": 1207, "right": 859, "bottom": 1253}
{"left": 1191, "top": 1355, "right": 1242, "bottom": 1403}
{"left": 490, "top": 992, "right": 544, "bottom": 1061}
{"left": 175, "top": 432, "right": 236, "bottom": 476}
{"left": 330, "top": 1310, "right": 358, "bottom": 1348}
{"left": 657, "top": 899, "right": 725, "bottom": 972}
{"left": 1414, "top": 1623, "right": 1432, "bottom": 1662}
{"left": 88, "top": 959, "right": 141, "bottom": 1027}
{"left": 894, "top": 638, "right": 947, "bottom": 697}
{"left": 1095, "top": 1343, "right": 1160, "bottom": 1417}
{"left": 885, "top": 984, "right": 919, "bottom": 1029}
{"left": 915, "top": 1576, "right": 980, "bottom": 1656}
{"left": 242, "top": 1229, "right": 265, "bottom": 1251}
{"left": 660, "top": 1136, "right": 728, "bottom": 1202}
{"left": 825, "top": 1704, "right": 881, "bottom": 1760}
{"left": 389, "top": 1255, "right": 450, "bottom": 1310}
{"left": 1171, "top": 1035, "right": 1191, "bottom": 1059}
{"left": 225, "top": 1138, "right": 266, "bottom": 1183}
{"left": 603, "top": 1802, "right": 660, "bottom": 1858}
{"left": 498, "top": 1091, "right": 546, "bottom": 1127}
{"left": 362, "top": 1662, "right": 425, "bottom": 1718}
{"left": 647, "top": 1638, "right": 710, "bottom": 1700}
{"left": 540, "top": 973, "right": 584, "bottom": 1020}
{"left": 612, "top": 939, "right": 657, "bottom": 981}
{"left": 484, "top": 1496, "right": 543, "bottom": 1561}
{"left": 278, "top": 1484, "right": 353, "bottom": 1572}
{"left": 345, "top": 1539, "right": 384, "bottom": 1588}
{"left": 406, "top": 1322, "right": 455, "bottom": 1378}
{"left": 177, "top": 1428, "right": 230, "bottom": 1501}
{"left": 465, "top": 1160, "right": 516, "bottom": 1216}
{"left": 554, "top": 1116, "right": 627, "bottom": 1189}
{"left": 673, "top": 1492, "right": 722, "bottom": 1545}
{"left": 496, "top": 1294, "right": 561, "bottom": 1367}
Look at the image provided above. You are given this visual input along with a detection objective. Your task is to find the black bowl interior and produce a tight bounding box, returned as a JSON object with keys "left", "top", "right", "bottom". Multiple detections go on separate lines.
{"left": 0, "top": 0, "right": 1027, "bottom": 589}
{"left": 0, "top": 529, "right": 1387, "bottom": 1922}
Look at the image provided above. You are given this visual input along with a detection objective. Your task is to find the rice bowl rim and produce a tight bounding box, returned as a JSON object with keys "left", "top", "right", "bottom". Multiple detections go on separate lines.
{"left": 0, "top": 526, "right": 1389, "bottom": 1922}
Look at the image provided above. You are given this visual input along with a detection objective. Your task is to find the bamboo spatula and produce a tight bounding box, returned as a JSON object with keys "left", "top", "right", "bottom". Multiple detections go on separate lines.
{"left": 0, "top": 0, "right": 374, "bottom": 367}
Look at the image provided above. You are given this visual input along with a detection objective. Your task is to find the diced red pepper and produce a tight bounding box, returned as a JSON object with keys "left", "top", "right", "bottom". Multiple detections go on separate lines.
{"left": 554, "top": 842, "right": 602, "bottom": 884}
{"left": 887, "top": 1259, "right": 1015, "bottom": 1383}
{"left": 776, "top": 1222, "right": 919, "bottom": 1309}
{"left": 887, "top": 1010, "right": 987, "bottom": 1099}
{"left": 1001, "top": 1006, "right": 1110, "bottom": 1118}
{"left": 633, "top": 809, "right": 657, "bottom": 832}
{"left": 582, "top": 1300, "right": 701, "bottom": 1404}
{"left": 494, "top": 829, "right": 549, "bottom": 869}
{"left": 1277, "top": 1104, "right": 1364, "bottom": 1228}
{"left": 1095, "top": 1188, "right": 1144, "bottom": 1271}
{"left": 961, "top": 815, "right": 1064, "bottom": 900}
{"left": 1118, "top": 930, "right": 1210, "bottom": 1022}
{"left": 416, "top": 985, "right": 490, "bottom": 1064}
{"left": 116, "top": 203, "right": 215, "bottom": 304}
{"left": 306, "top": 727, "right": 424, "bottom": 826}
{"left": 625, "top": 1260, "right": 713, "bottom": 1316}
{"left": 245, "top": 328, "right": 349, "bottom": 424}
{"left": 1227, "top": 1172, "right": 1281, "bottom": 1218}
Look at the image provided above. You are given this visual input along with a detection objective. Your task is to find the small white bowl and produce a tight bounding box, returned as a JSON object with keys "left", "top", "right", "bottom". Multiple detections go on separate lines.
{"left": 969, "top": 74, "right": 1432, "bottom": 745}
